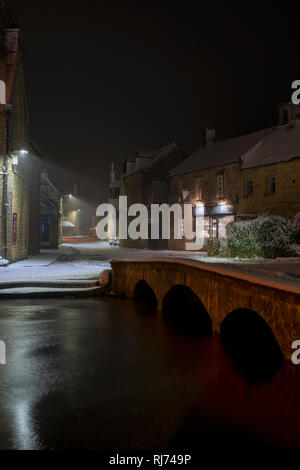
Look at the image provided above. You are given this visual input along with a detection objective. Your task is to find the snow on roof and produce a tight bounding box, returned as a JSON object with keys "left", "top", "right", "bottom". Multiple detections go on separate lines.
{"left": 170, "top": 127, "right": 273, "bottom": 176}
{"left": 241, "top": 120, "right": 300, "bottom": 168}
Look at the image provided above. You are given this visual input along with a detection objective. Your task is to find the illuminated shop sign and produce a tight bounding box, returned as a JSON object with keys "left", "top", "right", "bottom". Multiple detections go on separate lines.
{"left": 193, "top": 203, "right": 234, "bottom": 216}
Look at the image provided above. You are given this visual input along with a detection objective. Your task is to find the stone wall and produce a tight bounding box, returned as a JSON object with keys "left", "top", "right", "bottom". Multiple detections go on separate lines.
{"left": 111, "top": 259, "right": 300, "bottom": 361}
{"left": 238, "top": 158, "right": 300, "bottom": 218}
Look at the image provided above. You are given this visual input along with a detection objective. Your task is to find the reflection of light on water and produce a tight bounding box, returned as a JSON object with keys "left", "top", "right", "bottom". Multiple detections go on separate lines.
{"left": 12, "top": 399, "right": 42, "bottom": 449}
{"left": 13, "top": 401, "right": 34, "bottom": 450}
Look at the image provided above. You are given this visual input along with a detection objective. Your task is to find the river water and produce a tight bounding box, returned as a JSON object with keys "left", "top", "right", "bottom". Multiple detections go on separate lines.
{"left": 0, "top": 297, "right": 299, "bottom": 450}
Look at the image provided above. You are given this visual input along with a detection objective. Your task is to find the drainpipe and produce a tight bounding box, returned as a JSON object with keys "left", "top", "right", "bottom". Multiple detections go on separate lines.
{"left": 1, "top": 108, "right": 10, "bottom": 259}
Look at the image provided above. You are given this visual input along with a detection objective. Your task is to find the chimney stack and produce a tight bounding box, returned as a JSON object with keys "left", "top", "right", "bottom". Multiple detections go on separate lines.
{"left": 288, "top": 103, "right": 295, "bottom": 129}
{"left": 4, "top": 28, "right": 19, "bottom": 65}
{"left": 204, "top": 127, "right": 215, "bottom": 147}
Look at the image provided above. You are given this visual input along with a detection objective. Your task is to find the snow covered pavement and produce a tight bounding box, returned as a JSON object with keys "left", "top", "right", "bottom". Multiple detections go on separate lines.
{"left": 0, "top": 240, "right": 299, "bottom": 297}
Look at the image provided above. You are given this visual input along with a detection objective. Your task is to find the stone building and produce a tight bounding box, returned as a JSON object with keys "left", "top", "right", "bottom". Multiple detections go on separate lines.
{"left": 120, "top": 142, "right": 186, "bottom": 248}
{"left": 237, "top": 104, "right": 300, "bottom": 220}
{"left": 168, "top": 105, "right": 300, "bottom": 250}
{"left": 40, "top": 170, "right": 62, "bottom": 248}
{"left": 0, "top": 21, "right": 41, "bottom": 262}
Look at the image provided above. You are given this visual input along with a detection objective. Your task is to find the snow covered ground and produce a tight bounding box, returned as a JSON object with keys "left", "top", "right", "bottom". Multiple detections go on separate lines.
{"left": 0, "top": 248, "right": 109, "bottom": 284}
{"left": 0, "top": 241, "right": 299, "bottom": 295}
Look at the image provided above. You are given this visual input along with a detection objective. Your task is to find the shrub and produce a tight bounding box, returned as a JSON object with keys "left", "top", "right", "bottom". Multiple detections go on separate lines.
{"left": 218, "top": 238, "right": 235, "bottom": 257}
{"left": 207, "top": 237, "right": 220, "bottom": 256}
{"left": 226, "top": 216, "right": 296, "bottom": 259}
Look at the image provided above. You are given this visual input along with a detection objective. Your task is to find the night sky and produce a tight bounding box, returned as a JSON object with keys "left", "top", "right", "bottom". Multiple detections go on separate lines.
{"left": 6, "top": 0, "right": 299, "bottom": 204}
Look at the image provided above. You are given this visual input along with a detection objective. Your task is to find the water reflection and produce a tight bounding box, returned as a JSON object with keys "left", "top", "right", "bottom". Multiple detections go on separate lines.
{"left": 0, "top": 297, "right": 299, "bottom": 450}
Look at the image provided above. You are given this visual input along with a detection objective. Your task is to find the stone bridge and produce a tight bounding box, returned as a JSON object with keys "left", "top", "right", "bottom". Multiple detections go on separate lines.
{"left": 111, "top": 258, "right": 300, "bottom": 364}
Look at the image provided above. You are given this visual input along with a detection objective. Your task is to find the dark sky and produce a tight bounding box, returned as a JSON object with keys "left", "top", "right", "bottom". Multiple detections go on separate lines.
{"left": 6, "top": 0, "right": 299, "bottom": 203}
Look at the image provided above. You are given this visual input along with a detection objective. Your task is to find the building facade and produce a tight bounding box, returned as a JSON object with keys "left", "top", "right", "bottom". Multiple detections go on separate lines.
{"left": 168, "top": 107, "right": 300, "bottom": 250}
{"left": 0, "top": 22, "right": 41, "bottom": 262}
{"left": 40, "top": 170, "right": 62, "bottom": 248}
{"left": 120, "top": 142, "right": 186, "bottom": 248}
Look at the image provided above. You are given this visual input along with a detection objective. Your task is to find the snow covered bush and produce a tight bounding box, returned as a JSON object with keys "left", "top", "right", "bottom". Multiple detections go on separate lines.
{"left": 218, "top": 238, "right": 235, "bottom": 258}
{"left": 0, "top": 257, "right": 9, "bottom": 267}
{"left": 226, "top": 216, "right": 296, "bottom": 258}
{"left": 207, "top": 237, "right": 220, "bottom": 256}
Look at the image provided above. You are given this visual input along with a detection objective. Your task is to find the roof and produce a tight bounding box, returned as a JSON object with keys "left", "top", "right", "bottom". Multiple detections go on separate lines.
{"left": 169, "top": 127, "right": 273, "bottom": 176}
{"left": 241, "top": 120, "right": 300, "bottom": 168}
{"left": 41, "top": 193, "right": 59, "bottom": 216}
{"left": 41, "top": 171, "right": 60, "bottom": 196}
{"left": 124, "top": 142, "right": 184, "bottom": 176}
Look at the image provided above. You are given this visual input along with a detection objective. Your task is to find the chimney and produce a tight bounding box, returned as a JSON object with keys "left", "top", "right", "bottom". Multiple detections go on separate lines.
{"left": 278, "top": 102, "right": 297, "bottom": 128}
{"left": 204, "top": 127, "right": 215, "bottom": 147}
{"left": 288, "top": 103, "right": 295, "bottom": 129}
{"left": 4, "top": 28, "right": 19, "bottom": 65}
{"left": 110, "top": 162, "right": 116, "bottom": 184}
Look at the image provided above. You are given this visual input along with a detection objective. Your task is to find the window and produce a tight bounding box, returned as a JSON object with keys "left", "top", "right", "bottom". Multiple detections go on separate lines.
{"left": 196, "top": 177, "right": 203, "bottom": 200}
{"left": 178, "top": 181, "right": 184, "bottom": 202}
{"left": 216, "top": 173, "right": 225, "bottom": 199}
{"left": 178, "top": 181, "right": 190, "bottom": 202}
{"left": 265, "top": 176, "right": 275, "bottom": 194}
{"left": 244, "top": 180, "right": 253, "bottom": 197}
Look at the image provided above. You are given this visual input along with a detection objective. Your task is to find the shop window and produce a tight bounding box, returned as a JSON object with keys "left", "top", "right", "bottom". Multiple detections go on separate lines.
{"left": 265, "top": 176, "right": 275, "bottom": 194}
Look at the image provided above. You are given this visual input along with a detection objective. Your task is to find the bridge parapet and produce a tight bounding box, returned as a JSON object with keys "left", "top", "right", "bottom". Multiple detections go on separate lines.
{"left": 110, "top": 258, "right": 300, "bottom": 362}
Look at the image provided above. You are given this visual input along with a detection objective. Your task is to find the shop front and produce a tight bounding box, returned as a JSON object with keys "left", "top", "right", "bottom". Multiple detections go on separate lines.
{"left": 194, "top": 202, "right": 235, "bottom": 244}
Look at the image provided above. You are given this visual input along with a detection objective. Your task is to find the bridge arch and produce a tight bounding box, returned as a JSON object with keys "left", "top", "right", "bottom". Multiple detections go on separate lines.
{"left": 220, "top": 308, "right": 284, "bottom": 381}
{"left": 133, "top": 280, "right": 158, "bottom": 308}
{"left": 162, "top": 284, "right": 212, "bottom": 335}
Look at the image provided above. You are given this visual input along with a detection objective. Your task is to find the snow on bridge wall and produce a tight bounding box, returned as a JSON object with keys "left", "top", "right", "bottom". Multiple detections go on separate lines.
{"left": 110, "top": 258, "right": 300, "bottom": 361}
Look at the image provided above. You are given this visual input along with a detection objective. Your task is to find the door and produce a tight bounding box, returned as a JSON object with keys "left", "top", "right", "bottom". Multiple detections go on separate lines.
{"left": 210, "top": 217, "right": 219, "bottom": 238}
{"left": 41, "top": 216, "right": 51, "bottom": 245}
